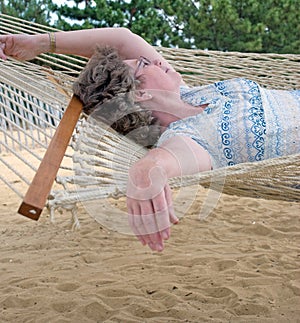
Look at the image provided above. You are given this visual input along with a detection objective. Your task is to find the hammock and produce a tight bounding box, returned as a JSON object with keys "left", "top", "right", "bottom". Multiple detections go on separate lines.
{"left": 0, "top": 14, "right": 299, "bottom": 226}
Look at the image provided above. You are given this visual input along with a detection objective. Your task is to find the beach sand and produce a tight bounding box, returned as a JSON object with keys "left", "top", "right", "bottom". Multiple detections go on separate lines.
{"left": 0, "top": 152, "right": 299, "bottom": 322}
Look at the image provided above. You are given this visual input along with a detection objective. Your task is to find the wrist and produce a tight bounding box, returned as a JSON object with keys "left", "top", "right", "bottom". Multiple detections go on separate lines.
{"left": 33, "top": 33, "right": 54, "bottom": 55}
{"left": 128, "top": 156, "right": 168, "bottom": 198}
{"left": 48, "top": 32, "right": 56, "bottom": 53}
{"left": 145, "top": 147, "right": 176, "bottom": 178}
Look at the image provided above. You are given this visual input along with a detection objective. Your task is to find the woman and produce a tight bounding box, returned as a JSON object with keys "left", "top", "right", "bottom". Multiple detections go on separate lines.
{"left": 0, "top": 29, "right": 299, "bottom": 252}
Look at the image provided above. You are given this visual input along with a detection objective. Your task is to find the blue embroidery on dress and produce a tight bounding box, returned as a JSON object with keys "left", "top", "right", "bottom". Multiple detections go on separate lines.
{"left": 157, "top": 78, "right": 300, "bottom": 169}
{"left": 246, "top": 80, "right": 266, "bottom": 161}
{"left": 216, "top": 80, "right": 235, "bottom": 165}
{"left": 221, "top": 133, "right": 230, "bottom": 145}
{"left": 204, "top": 107, "right": 212, "bottom": 114}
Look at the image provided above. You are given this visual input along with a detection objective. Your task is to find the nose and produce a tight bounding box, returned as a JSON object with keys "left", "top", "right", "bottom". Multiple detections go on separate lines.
{"left": 153, "top": 59, "right": 162, "bottom": 66}
{"left": 153, "top": 59, "right": 169, "bottom": 73}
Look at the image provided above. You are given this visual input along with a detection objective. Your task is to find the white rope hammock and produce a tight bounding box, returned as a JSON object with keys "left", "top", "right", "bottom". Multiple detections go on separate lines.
{"left": 0, "top": 14, "right": 299, "bottom": 225}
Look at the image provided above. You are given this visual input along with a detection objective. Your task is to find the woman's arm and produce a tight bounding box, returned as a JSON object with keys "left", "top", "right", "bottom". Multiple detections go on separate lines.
{"left": 0, "top": 28, "right": 175, "bottom": 71}
{"left": 127, "top": 135, "right": 211, "bottom": 252}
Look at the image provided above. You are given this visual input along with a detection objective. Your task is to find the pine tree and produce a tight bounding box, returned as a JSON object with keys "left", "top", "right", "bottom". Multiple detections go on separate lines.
{"left": 0, "top": 0, "right": 55, "bottom": 25}
{"left": 1, "top": 0, "right": 298, "bottom": 53}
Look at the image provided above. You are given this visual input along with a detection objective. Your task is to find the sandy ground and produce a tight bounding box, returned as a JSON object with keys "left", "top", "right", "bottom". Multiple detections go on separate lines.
{"left": 0, "top": 149, "right": 299, "bottom": 323}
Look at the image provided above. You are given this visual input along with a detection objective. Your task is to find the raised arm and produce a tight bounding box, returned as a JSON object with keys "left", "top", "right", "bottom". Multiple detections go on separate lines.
{"left": 0, "top": 27, "right": 175, "bottom": 71}
{"left": 127, "top": 135, "right": 212, "bottom": 252}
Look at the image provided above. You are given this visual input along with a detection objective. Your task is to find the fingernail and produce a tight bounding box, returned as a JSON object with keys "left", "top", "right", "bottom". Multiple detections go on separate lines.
{"left": 137, "top": 237, "right": 146, "bottom": 245}
{"left": 156, "top": 243, "right": 163, "bottom": 252}
{"left": 148, "top": 242, "right": 154, "bottom": 250}
{"left": 161, "top": 231, "right": 169, "bottom": 240}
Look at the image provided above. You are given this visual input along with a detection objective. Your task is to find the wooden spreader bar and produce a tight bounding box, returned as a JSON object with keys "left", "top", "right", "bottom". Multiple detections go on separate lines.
{"left": 18, "top": 95, "right": 83, "bottom": 220}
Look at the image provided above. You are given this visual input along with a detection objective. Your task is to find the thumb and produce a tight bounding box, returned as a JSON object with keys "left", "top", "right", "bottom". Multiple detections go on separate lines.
{"left": 0, "top": 43, "right": 7, "bottom": 60}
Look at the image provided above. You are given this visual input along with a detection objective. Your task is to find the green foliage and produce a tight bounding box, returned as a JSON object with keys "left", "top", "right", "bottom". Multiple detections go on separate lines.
{"left": 187, "top": 0, "right": 300, "bottom": 53}
{"left": 1, "top": 0, "right": 299, "bottom": 53}
{"left": 0, "top": 0, "right": 54, "bottom": 25}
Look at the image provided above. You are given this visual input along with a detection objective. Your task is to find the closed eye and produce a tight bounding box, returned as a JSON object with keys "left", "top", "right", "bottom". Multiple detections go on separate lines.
{"left": 134, "top": 56, "right": 152, "bottom": 78}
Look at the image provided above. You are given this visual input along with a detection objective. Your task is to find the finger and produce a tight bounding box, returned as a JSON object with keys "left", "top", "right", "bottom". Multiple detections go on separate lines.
{"left": 169, "top": 204, "right": 178, "bottom": 224}
{"left": 128, "top": 198, "right": 157, "bottom": 246}
{"left": 131, "top": 203, "right": 164, "bottom": 252}
{"left": 140, "top": 212, "right": 162, "bottom": 243}
{"left": 127, "top": 199, "right": 148, "bottom": 246}
{"left": 154, "top": 189, "right": 173, "bottom": 241}
{"left": 140, "top": 212, "right": 164, "bottom": 251}
{"left": 164, "top": 186, "right": 179, "bottom": 224}
{"left": 146, "top": 191, "right": 171, "bottom": 250}
{"left": 148, "top": 240, "right": 164, "bottom": 252}
{"left": 0, "top": 36, "right": 9, "bottom": 59}
{"left": 133, "top": 214, "right": 153, "bottom": 246}
{"left": 127, "top": 195, "right": 167, "bottom": 252}
{"left": 137, "top": 200, "right": 157, "bottom": 247}
{"left": 128, "top": 214, "right": 147, "bottom": 246}
{"left": 160, "top": 228, "right": 170, "bottom": 240}
{"left": 0, "top": 44, "right": 7, "bottom": 60}
{"left": 153, "top": 206, "right": 170, "bottom": 232}
{"left": 152, "top": 187, "right": 173, "bottom": 229}
{"left": 152, "top": 205, "right": 170, "bottom": 246}
{"left": 148, "top": 233, "right": 164, "bottom": 251}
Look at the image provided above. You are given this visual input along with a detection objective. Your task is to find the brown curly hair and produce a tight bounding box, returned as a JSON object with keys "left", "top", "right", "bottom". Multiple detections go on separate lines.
{"left": 73, "top": 45, "right": 161, "bottom": 147}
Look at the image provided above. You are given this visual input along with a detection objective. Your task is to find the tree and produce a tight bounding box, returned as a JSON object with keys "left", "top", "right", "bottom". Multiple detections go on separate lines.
{"left": 260, "top": 0, "right": 300, "bottom": 53}
{"left": 50, "top": 0, "right": 196, "bottom": 47}
{"left": 51, "top": 0, "right": 299, "bottom": 53}
{"left": 1, "top": 0, "right": 299, "bottom": 53}
{"left": 187, "top": 0, "right": 300, "bottom": 53}
{"left": 0, "top": 0, "right": 55, "bottom": 25}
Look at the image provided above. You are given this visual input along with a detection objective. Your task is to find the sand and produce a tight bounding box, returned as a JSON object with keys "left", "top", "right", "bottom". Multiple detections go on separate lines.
{"left": 0, "top": 152, "right": 299, "bottom": 322}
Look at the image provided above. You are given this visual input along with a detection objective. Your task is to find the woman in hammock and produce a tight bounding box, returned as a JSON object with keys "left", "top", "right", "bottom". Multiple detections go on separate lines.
{"left": 0, "top": 29, "right": 299, "bottom": 252}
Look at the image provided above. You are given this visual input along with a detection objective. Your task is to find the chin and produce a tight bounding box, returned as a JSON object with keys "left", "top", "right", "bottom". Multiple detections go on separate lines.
{"left": 173, "top": 73, "right": 183, "bottom": 87}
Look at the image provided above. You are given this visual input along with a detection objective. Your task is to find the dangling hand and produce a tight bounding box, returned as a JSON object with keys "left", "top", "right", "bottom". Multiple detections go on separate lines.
{"left": 126, "top": 156, "right": 178, "bottom": 252}
{"left": 126, "top": 134, "right": 212, "bottom": 251}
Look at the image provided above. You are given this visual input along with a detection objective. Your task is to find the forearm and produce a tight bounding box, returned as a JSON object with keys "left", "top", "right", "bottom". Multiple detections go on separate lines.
{"left": 51, "top": 28, "right": 132, "bottom": 58}
{"left": 35, "top": 27, "right": 172, "bottom": 62}
{"left": 1, "top": 27, "right": 175, "bottom": 69}
{"left": 141, "top": 135, "right": 212, "bottom": 179}
{"left": 31, "top": 28, "right": 128, "bottom": 58}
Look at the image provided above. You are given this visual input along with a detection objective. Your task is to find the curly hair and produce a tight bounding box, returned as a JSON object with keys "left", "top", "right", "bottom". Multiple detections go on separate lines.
{"left": 73, "top": 45, "right": 161, "bottom": 147}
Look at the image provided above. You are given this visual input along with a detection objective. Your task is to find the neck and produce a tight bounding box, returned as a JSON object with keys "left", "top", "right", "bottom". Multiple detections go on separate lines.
{"left": 158, "top": 101, "right": 208, "bottom": 129}
{"left": 176, "top": 101, "right": 208, "bottom": 119}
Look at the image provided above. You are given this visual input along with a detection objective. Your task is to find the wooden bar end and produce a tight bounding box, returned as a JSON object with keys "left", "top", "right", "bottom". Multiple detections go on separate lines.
{"left": 18, "top": 202, "right": 43, "bottom": 221}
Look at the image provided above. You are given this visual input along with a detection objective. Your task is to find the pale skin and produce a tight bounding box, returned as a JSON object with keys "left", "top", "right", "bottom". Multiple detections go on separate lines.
{"left": 0, "top": 28, "right": 212, "bottom": 251}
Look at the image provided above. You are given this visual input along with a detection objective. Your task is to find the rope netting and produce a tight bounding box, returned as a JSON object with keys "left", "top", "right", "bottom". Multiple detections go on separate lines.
{"left": 49, "top": 119, "right": 299, "bottom": 208}
{"left": 0, "top": 14, "right": 299, "bottom": 222}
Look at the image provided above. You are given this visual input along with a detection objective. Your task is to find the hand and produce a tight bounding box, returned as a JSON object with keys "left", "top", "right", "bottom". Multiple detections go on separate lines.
{"left": 0, "top": 34, "right": 43, "bottom": 60}
{"left": 126, "top": 157, "right": 178, "bottom": 252}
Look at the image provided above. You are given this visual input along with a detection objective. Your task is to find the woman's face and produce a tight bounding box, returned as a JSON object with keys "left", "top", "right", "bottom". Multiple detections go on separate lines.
{"left": 125, "top": 57, "right": 182, "bottom": 93}
{"left": 125, "top": 57, "right": 183, "bottom": 127}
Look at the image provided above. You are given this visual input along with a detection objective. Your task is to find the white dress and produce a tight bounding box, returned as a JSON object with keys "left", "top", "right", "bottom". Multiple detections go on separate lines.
{"left": 157, "top": 78, "right": 300, "bottom": 169}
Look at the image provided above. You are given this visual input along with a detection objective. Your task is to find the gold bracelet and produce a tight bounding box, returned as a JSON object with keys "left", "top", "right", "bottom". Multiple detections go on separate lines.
{"left": 48, "top": 32, "right": 56, "bottom": 53}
